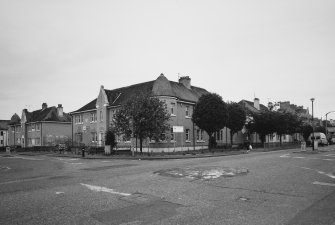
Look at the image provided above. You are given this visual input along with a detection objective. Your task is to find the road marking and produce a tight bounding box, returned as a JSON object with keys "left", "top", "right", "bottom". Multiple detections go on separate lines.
{"left": 56, "top": 158, "right": 79, "bottom": 161}
{"left": 56, "top": 192, "right": 64, "bottom": 195}
{"left": 101, "top": 161, "right": 112, "bottom": 163}
{"left": 292, "top": 157, "right": 305, "bottom": 159}
{"left": 8, "top": 156, "right": 43, "bottom": 160}
{"left": 300, "top": 167, "right": 335, "bottom": 179}
{"left": 280, "top": 154, "right": 290, "bottom": 158}
{"left": 0, "top": 166, "right": 11, "bottom": 171}
{"left": 64, "top": 162, "right": 83, "bottom": 165}
{"left": 313, "top": 181, "right": 335, "bottom": 187}
{"left": 323, "top": 159, "right": 335, "bottom": 161}
{"left": 80, "top": 183, "right": 131, "bottom": 196}
{"left": 324, "top": 154, "right": 335, "bottom": 157}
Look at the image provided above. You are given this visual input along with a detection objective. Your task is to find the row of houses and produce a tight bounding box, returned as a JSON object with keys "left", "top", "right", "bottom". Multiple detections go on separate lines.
{"left": 2, "top": 74, "right": 312, "bottom": 151}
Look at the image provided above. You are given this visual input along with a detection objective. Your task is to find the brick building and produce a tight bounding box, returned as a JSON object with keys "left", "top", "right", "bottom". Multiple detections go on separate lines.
{"left": 8, "top": 103, "right": 72, "bottom": 147}
{"left": 0, "top": 120, "right": 10, "bottom": 147}
{"left": 71, "top": 74, "right": 210, "bottom": 152}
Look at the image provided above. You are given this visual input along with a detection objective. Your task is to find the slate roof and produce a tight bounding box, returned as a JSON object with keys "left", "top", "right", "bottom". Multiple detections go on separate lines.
{"left": 11, "top": 107, "right": 72, "bottom": 125}
{"left": 0, "top": 120, "right": 10, "bottom": 130}
{"left": 72, "top": 74, "right": 210, "bottom": 113}
{"left": 72, "top": 98, "right": 97, "bottom": 113}
{"left": 239, "top": 99, "right": 268, "bottom": 113}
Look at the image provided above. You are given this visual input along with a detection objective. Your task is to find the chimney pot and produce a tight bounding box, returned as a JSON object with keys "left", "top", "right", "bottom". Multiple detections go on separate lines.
{"left": 57, "top": 104, "right": 63, "bottom": 117}
{"left": 42, "top": 103, "right": 48, "bottom": 110}
{"left": 179, "top": 76, "right": 191, "bottom": 89}
{"left": 254, "top": 98, "right": 260, "bottom": 110}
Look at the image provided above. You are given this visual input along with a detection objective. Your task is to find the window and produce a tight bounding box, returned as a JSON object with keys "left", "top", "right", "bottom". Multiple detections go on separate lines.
{"left": 197, "top": 129, "right": 204, "bottom": 141}
{"left": 36, "top": 123, "right": 40, "bottom": 131}
{"left": 75, "top": 133, "right": 83, "bottom": 143}
{"left": 100, "top": 111, "right": 103, "bottom": 121}
{"left": 170, "top": 103, "right": 176, "bottom": 116}
{"left": 75, "top": 115, "right": 83, "bottom": 124}
{"left": 90, "top": 113, "right": 97, "bottom": 122}
{"left": 185, "top": 106, "right": 190, "bottom": 117}
{"left": 269, "top": 135, "right": 273, "bottom": 141}
{"left": 170, "top": 127, "right": 174, "bottom": 141}
{"left": 31, "top": 124, "right": 35, "bottom": 131}
{"left": 91, "top": 132, "right": 97, "bottom": 142}
{"left": 185, "top": 129, "right": 190, "bottom": 141}
{"left": 35, "top": 138, "right": 40, "bottom": 145}
{"left": 0, "top": 131, "right": 3, "bottom": 136}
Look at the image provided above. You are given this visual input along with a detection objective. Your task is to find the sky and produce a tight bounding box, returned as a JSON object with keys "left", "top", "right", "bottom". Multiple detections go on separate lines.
{"left": 1, "top": 0, "right": 335, "bottom": 121}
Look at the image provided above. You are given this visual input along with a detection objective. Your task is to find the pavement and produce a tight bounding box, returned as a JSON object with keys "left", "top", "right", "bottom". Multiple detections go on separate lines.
{"left": 0, "top": 144, "right": 322, "bottom": 160}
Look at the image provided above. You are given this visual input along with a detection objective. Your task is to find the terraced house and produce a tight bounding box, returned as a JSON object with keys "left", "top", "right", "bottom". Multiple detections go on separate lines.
{"left": 8, "top": 103, "right": 72, "bottom": 147}
{"left": 71, "top": 74, "right": 210, "bottom": 152}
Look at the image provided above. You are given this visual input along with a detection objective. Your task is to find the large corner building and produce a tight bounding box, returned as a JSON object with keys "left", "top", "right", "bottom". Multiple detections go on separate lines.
{"left": 71, "top": 74, "right": 210, "bottom": 151}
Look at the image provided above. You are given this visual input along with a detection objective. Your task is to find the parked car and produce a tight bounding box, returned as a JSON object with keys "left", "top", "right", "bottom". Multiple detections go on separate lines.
{"left": 308, "top": 132, "right": 328, "bottom": 146}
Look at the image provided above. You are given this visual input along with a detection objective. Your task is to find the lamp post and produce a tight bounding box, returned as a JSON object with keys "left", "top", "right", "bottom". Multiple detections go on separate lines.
{"left": 310, "top": 98, "right": 315, "bottom": 150}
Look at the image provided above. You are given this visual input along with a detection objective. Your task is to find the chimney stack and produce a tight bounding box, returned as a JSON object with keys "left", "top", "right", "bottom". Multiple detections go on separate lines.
{"left": 42, "top": 103, "right": 48, "bottom": 110}
{"left": 179, "top": 76, "right": 191, "bottom": 89}
{"left": 254, "top": 98, "right": 260, "bottom": 110}
{"left": 57, "top": 104, "right": 63, "bottom": 117}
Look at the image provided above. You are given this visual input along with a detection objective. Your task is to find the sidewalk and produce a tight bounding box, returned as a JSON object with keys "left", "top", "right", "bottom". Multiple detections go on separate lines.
{"left": 0, "top": 147, "right": 299, "bottom": 160}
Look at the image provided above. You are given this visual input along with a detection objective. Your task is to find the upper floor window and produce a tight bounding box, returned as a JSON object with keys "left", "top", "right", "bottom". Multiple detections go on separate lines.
{"left": 90, "top": 113, "right": 97, "bottom": 122}
{"left": 185, "top": 106, "right": 190, "bottom": 117}
{"left": 75, "top": 115, "right": 83, "bottom": 124}
{"left": 100, "top": 111, "right": 103, "bottom": 121}
{"left": 170, "top": 103, "right": 176, "bottom": 116}
{"left": 36, "top": 123, "right": 40, "bottom": 131}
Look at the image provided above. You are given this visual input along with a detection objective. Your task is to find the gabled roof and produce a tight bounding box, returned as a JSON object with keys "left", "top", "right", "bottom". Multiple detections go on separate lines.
{"left": 239, "top": 99, "right": 268, "bottom": 113}
{"left": 72, "top": 74, "right": 210, "bottom": 113}
{"left": 72, "top": 99, "right": 97, "bottom": 113}
{"left": 19, "top": 107, "right": 71, "bottom": 124}
{"left": 0, "top": 120, "right": 10, "bottom": 130}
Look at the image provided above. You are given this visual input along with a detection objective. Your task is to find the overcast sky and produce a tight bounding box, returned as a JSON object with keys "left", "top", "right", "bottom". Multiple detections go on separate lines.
{"left": 1, "top": 0, "right": 334, "bottom": 120}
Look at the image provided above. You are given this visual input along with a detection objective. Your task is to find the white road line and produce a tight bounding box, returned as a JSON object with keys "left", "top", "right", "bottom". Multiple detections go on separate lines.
{"left": 313, "top": 181, "right": 335, "bottom": 187}
{"left": 56, "top": 192, "right": 64, "bottom": 195}
{"left": 80, "top": 183, "right": 131, "bottom": 196}
{"left": 280, "top": 154, "right": 290, "bottom": 158}
{"left": 11, "top": 156, "right": 43, "bottom": 160}
{"left": 300, "top": 167, "right": 335, "bottom": 179}
{"left": 324, "top": 154, "right": 335, "bottom": 157}
{"left": 292, "top": 157, "right": 305, "bottom": 159}
{"left": 64, "top": 162, "right": 83, "bottom": 165}
{"left": 323, "top": 159, "right": 335, "bottom": 161}
{"left": 0, "top": 166, "right": 11, "bottom": 171}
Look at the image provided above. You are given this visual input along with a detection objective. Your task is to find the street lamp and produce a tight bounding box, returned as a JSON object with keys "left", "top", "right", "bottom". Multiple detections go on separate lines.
{"left": 310, "top": 98, "right": 316, "bottom": 150}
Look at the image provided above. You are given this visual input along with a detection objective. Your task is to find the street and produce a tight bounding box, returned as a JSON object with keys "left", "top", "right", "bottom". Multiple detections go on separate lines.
{"left": 0, "top": 147, "right": 335, "bottom": 225}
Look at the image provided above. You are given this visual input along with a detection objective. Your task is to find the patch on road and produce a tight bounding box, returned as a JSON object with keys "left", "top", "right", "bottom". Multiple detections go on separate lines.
{"left": 91, "top": 200, "right": 182, "bottom": 225}
{"left": 154, "top": 167, "right": 249, "bottom": 180}
{"left": 81, "top": 164, "right": 135, "bottom": 171}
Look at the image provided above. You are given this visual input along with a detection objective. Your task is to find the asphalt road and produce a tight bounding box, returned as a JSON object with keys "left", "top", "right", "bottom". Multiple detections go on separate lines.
{"left": 0, "top": 146, "right": 334, "bottom": 225}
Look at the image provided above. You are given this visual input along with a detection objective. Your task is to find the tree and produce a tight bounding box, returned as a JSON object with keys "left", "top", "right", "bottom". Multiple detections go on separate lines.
{"left": 105, "top": 128, "right": 117, "bottom": 150}
{"left": 273, "top": 111, "right": 302, "bottom": 145}
{"left": 192, "top": 93, "right": 228, "bottom": 149}
{"left": 113, "top": 93, "right": 170, "bottom": 153}
{"left": 300, "top": 123, "right": 313, "bottom": 141}
{"left": 226, "top": 102, "right": 246, "bottom": 147}
{"left": 247, "top": 111, "right": 276, "bottom": 144}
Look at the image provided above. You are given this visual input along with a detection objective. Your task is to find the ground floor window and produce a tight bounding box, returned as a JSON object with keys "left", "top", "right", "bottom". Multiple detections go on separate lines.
{"left": 75, "top": 133, "right": 83, "bottom": 144}
{"left": 197, "top": 129, "right": 204, "bottom": 141}
{"left": 170, "top": 128, "right": 174, "bottom": 141}
{"left": 185, "top": 129, "right": 190, "bottom": 141}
